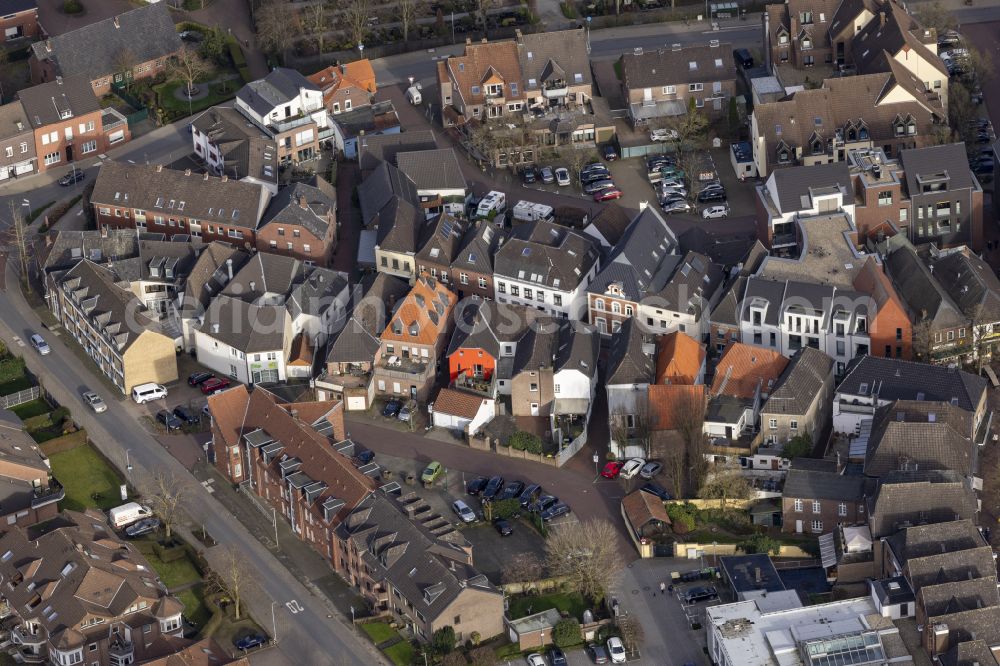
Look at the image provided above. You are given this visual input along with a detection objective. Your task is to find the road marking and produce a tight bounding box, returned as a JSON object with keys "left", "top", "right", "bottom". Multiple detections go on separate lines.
{"left": 285, "top": 600, "right": 303, "bottom": 614}
{"left": 200, "top": 480, "right": 214, "bottom": 493}
{"left": 11, "top": 336, "right": 23, "bottom": 347}
{"left": 76, "top": 209, "right": 83, "bottom": 216}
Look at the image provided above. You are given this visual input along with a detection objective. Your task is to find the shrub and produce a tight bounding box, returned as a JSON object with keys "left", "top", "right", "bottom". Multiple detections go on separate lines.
{"left": 431, "top": 626, "right": 456, "bottom": 655}
{"left": 25, "top": 201, "right": 54, "bottom": 225}
{"left": 553, "top": 618, "right": 581, "bottom": 648}
{"left": 782, "top": 433, "right": 813, "bottom": 459}
{"left": 560, "top": 1, "right": 577, "bottom": 18}
{"left": 738, "top": 532, "right": 781, "bottom": 555}
{"left": 508, "top": 431, "right": 543, "bottom": 454}
{"left": 50, "top": 406, "right": 70, "bottom": 426}
{"left": 228, "top": 41, "right": 247, "bottom": 67}
{"left": 39, "top": 194, "right": 83, "bottom": 232}
{"left": 486, "top": 498, "right": 521, "bottom": 520}
{"left": 237, "top": 66, "right": 251, "bottom": 83}
{"left": 666, "top": 502, "right": 698, "bottom": 534}
{"left": 62, "top": 0, "right": 83, "bottom": 14}
{"left": 0, "top": 355, "right": 25, "bottom": 385}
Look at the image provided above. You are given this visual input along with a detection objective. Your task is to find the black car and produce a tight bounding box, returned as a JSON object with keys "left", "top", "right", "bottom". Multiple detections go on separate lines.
{"left": 733, "top": 47, "right": 754, "bottom": 69}
{"left": 125, "top": 517, "right": 161, "bottom": 538}
{"left": 234, "top": 633, "right": 267, "bottom": 651}
{"left": 466, "top": 476, "right": 489, "bottom": 496}
{"left": 156, "top": 410, "right": 182, "bottom": 432}
{"left": 640, "top": 483, "right": 671, "bottom": 501}
{"left": 57, "top": 170, "right": 85, "bottom": 186}
{"left": 354, "top": 449, "right": 375, "bottom": 466}
{"left": 602, "top": 144, "right": 619, "bottom": 161}
{"left": 187, "top": 371, "right": 214, "bottom": 386}
{"left": 519, "top": 483, "right": 542, "bottom": 507}
{"left": 482, "top": 475, "right": 505, "bottom": 500}
{"left": 548, "top": 646, "right": 569, "bottom": 666}
{"left": 530, "top": 494, "right": 558, "bottom": 513}
{"left": 521, "top": 166, "right": 537, "bottom": 184}
{"left": 697, "top": 189, "right": 727, "bottom": 204}
{"left": 584, "top": 179, "right": 616, "bottom": 195}
{"left": 581, "top": 170, "right": 612, "bottom": 185}
{"left": 172, "top": 406, "right": 200, "bottom": 425}
{"left": 382, "top": 399, "right": 403, "bottom": 418}
{"left": 587, "top": 643, "right": 609, "bottom": 664}
{"left": 541, "top": 502, "right": 571, "bottom": 521}
{"left": 493, "top": 518, "right": 513, "bottom": 536}
{"left": 499, "top": 480, "right": 526, "bottom": 501}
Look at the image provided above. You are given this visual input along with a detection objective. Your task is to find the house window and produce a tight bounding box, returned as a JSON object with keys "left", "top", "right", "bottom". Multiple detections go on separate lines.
{"left": 19, "top": 142, "right": 26, "bottom": 153}
{"left": 768, "top": 418, "right": 777, "bottom": 429}
{"left": 530, "top": 383, "right": 538, "bottom": 391}
{"left": 498, "top": 282, "right": 506, "bottom": 294}
{"left": 959, "top": 328, "right": 966, "bottom": 338}
{"left": 877, "top": 191, "right": 892, "bottom": 206}
{"left": 811, "top": 520, "right": 823, "bottom": 532}
{"left": 794, "top": 499, "right": 803, "bottom": 512}
{"left": 4, "top": 147, "right": 11, "bottom": 158}
{"left": 524, "top": 288, "right": 533, "bottom": 299}
{"left": 812, "top": 501, "right": 821, "bottom": 513}
{"left": 838, "top": 503, "right": 847, "bottom": 517}
{"left": 662, "top": 85, "right": 676, "bottom": 94}
{"left": 790, "top": 420, "right": 798, "bottom": 431}
{"left": 460, "top": 273, "right": 469, "bottom": 284}
{"left": 81, "top": 140, "right": 97, "bottom": 154}
{"left": 478, "top": 277, "right": 487, "bottom": 288}
{"left": 689, "top": 83, "right": 704, "bottom": 92}
{"left": 303, "top": 244, "right": 311, "bottom": 252}
{"left": 594, "top": 299, "right": 605, "bottom": 311}
{"left": 511, "top": 286, "right": 519, "bottom": 297}
{"left": 44, "top": 151, "right": 61, "bottom": 165}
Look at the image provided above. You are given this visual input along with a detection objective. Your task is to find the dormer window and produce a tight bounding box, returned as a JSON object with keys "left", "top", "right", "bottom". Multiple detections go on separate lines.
{"left": 801, "top": 36, "right": 812, "bottom": 49}
{"left": 907, "top": 120, "right": 917, "bottom": 135}
{"left": 59, "top": 109, "right": 72, "bottom": 120}
{"left": 778, "top": 32, "right": 789, "bottom": 44}
{"left": 811, "top": 138, "right": 823, "bottom": 154}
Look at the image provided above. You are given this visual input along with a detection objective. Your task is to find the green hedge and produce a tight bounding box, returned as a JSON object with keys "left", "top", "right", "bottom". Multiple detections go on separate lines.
{"left": 237, "top": 66, "right": 251, "bottom": 83}
{"left": 228, "top": 42, "right": 246, "bottom": 67}
{"left": 25, "top": 201, "right": 54, "bottom": 225}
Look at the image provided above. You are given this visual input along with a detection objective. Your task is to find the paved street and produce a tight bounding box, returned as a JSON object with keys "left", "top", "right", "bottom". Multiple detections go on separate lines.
{"left": 0, "top": 268, "right": 385, "bottom": 666}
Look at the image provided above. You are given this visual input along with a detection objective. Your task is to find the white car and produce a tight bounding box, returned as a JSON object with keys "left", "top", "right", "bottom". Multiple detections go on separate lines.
{"left": 82, "top": 391, "right": 107, "bottom": 413}
{"left": 555, "top": 167, "right": 571, "bottom": 186}
{"left": 526, "top": 654, "right": 546, "bottom": 666}
{"left": 620, "top": 458, "right": 645, "bottom": 480}
{"left": 649, "top": 128, "right": 679, "bottom": 142}
{"left": 29, "top": 334, "right": 50, "bottom": 355}
{"left": 451, "top": 500, "right": 476, "bottom": 524}
{"left": 702, "top": 205, "right": 730, "bottom": 219}
{"left": 607, "top": 637, "right": 626, "bottom": 663}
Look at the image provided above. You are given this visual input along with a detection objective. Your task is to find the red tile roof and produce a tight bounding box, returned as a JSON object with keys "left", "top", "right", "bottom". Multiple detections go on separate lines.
{"left": 648, "top": 384, "right": 707, "bottom": 431}
{"left": 710, "top": 343, "right": 789, "bottom": 399}
{"left": 434, "top": 388, "right": 488, "bottom": 420}
{"left": 622, "top": 489, "right": 671, "bottom": 530}
{"left": 655, "top": 331, "right": 706, "bottom": 385}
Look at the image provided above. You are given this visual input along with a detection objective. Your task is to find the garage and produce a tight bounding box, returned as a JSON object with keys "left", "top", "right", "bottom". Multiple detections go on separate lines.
{"left": 430, "top": 388, "right": 496, "bottom": 436}
{"left": 347, "top": 395, "right": 367, "bottom": 411}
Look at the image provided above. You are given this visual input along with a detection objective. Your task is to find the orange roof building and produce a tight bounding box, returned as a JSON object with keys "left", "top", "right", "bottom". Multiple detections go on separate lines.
{"left": 380, "top": 275, "right": 457, "bottom": 347}
{"left": 710, "top": 342, "right": 789, "bottom": 399}
{"left": 655, "top": 331, "right": 706, "bottom": 385}
{"left": 307, "top": 60, "right": 377, "bottom": 113}
{"left": 648, "top": 384, "right": 707, "bottom": 430}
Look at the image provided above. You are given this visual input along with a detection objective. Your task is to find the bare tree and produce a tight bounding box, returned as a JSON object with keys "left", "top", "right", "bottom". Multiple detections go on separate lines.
{"left": 7, "top": 202, "right": 29, "bottom": 287}
{"left": 256, "top": 0, "right": 298, "bottom": 55}
{"left": 208, "top": 546, "right": 256, "bottom": 621}
{"left": 660, "top": 436, "right": 686, "bottom": 500}
{"left": 609, "top": 404, "right": 631, "bottom": 455}
{"left": 343, "top": 0, "right": 372, "bottom": 49}
{"left": 142, "top": 471, "right": 189, "bottom": 542}
{"left": 469, "top": 647, "right": 498, "bottom": 666}
{"left": 476, "top": 0, "right": 494, "bottom": 33}
{"left": 655, "top": 98, "right": 711, "bottom": 203}
{"left": 545, "top": 520, "right": 622, "bottom": 603}
{"left": 915, "top": 1, "right": 958, "bottom": 37}
{"left": 674, "top": 388, "right": 708, "bottom": 496}
{"left": 501, "top": 552, "right": 543, "bottom": 587}
{"left": 912, "top": 316, "right": 935, "bottom": 363}
{"left": 964, "top": 302, "right": 995, "bottom": 373}
{"left": 113, "top": 47, "right": 138, "bottom": 92}
{"left": 398, "top": 0, "right": 425, "bottom": 43}
{"left": 618, "top": 614, "right": 645, "bottom": 658}
{"left": 167, "top": 46, "right": 210, "bottom": 99}
{"left": 304, "top": 3, "right": 329, "bottom": 54}
{"left": 699, "top": 471, "right": 753, "bottom": 510}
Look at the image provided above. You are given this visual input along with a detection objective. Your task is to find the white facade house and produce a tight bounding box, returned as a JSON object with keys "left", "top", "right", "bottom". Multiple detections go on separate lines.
{"left": 605, "top": 319, "right": 656, "bottom": 458}
{"left": 235, "top": 73, "right": 329, "bottom": 134}
{"left": 190, "top": 106, "right": 279, "bottom": 195}
{"left": 757, "top": 161, "right": 855, "bottom": 251}
{"left": 193, "top": 302, "right": 290, "bottom": 385}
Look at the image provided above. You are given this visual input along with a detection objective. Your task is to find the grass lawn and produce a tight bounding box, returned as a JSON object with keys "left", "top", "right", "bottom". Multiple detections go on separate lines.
{"left": 48, "top": 444, "right": 123, "bottom": 511}
{"left": 613, "top": 60, "right": 623, "bottom": 80}
{"left": 383, "top": 640, "right": 415, "bottom": 666}
{"left": 10, "top": 398, "right": 50, "bottom": 419}
{"left": 0, "top": 376, "right": 32, "bottom": 395}
{"left": 133, "top": 539, "right": 202, "bottom": 588}
{"left": 177, "top": 584, "right": 212, "bottom": 630}
{"left": 360, "top": 622, "right": 398, "bottom": 645}
{"left": 506, "top": 591, "right": 589, "bottom": 621}
{"left": 155, "top": 79, "right": 238, "bottom": 118}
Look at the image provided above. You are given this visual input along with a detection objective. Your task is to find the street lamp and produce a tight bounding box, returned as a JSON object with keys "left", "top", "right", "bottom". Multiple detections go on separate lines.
{"left": 586, "top": 16, "right": 592, "bottom": 54}
{"left": 350, "top": 605, "right": 355, "bottom": 625}
{"left": 125, "top": 449, "right": 133, "bottom": 474}
{"left": 358, "top": 43, "right": 364, "bottom": 59}
{"left": 272, "top": 507, "right": 279, "bottom": 547}
{"left": 270, "top": 601, "right": 279, "bottom": 642}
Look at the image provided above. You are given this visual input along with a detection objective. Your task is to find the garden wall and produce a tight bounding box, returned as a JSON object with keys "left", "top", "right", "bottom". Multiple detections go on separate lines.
{"left": 672, "top": 542, "right": 813, "bottom": 559}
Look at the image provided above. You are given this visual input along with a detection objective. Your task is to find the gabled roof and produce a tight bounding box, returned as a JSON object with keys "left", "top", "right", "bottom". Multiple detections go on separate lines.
{"left": 41, "top": 229, "right": 139, "bottom": 274}
{"left": 0, "top": 99, "right": 32, "bottom": 142}
{"left": 882, "top": 235, "right": 966, "bottom": 329}
{"left": 451, "top": 219, "right": 502, "bottom": 275}
{"left": 381, "top": 275, "right": 456, "bottom": 346}
{"left": 836, "top": 355, "right": 987, "bottom": 412}
{"left": 587, "top": 207, "right": 678, "bottom": 302}
{"left": 655, "top": 331, "right": 705, "bottom": 385}
{"left": 358, "top": 130, "right": 438, "bottom": 172}
{"left": 606, "top": 318, "right": 655, "bottom": 386}
{"left": 762, "top": 347, "right": 833, "bottom": 417}
{"left": 768, "top": 161, "right": 852, "bottom": 214}
{"left": 783, "top": 466, "right": 865, "bottom": 501}
{"left": 236, "top": 67, "right": 319, "bottom": 117}
{"left": 495, "top": 219, "right": 599, "bottom": 291}
{"left": 259, "top": 177, "right": 336, "bottom": 239}
{"left": 517, "top": 28, "right": 592, "bottom": 90}
{"left": 555, "top": 322, "right": 598, "bottom": 379}
{"left": 446, "top": 39, "right": 524, "bottom": 107}
{"left": 181, "top": 242, "right": 250, "bottom": 313}
{"left": 200, "top": 295, "right": 286, "bottom": 353}
{"left": 189, "top": 105, "right": 277, "bottom": 184}
{"left": 446, "top": 300, "right": 538, "bottom": 359}
{"left": 396, "top": 148, "right": 466, "bottom": 191}
{"left": 584, "top": 202, "right": 633, "bottom": 247}
{"left": 622, "top": 489, "right": 670, "bottom": 530}
{"left": 326, "top": 274, "right": 410, "bottom": 364}
{"left": 929, "top": 248, "right": 1000, "bottom": 322}
{"left": 867, "top": 469, "right": 976, "bottom": 538}
{"left": 620, "top": 42, "right": 736, "bottom": 89}
{"left": 710, "top": 343, "right": 789, "bottom": 399}
{"left": 648, "top": 384, "right": 706, "bottom": 431}
{"left": 307, "top": 60, "right": 377, "bottom": 96}
{"left": 899, "top": 143, "right": 979, "bottom": 197}
{"left": 358, "top": 160, "right": 420, "bottom": 226}
{"left": 415, "top": 213, "right": 467, "bottom": 266}
{"left": 710, "top": 276, "right": 749, "bottom": 328}
{"left": 18, "top": 75, "right": 99, "bottom": 128}
{"left": 850, "top": 0, "right": 946, "bottom": 77}
{"left": 864, "top": 400, "right": 976, "bottom": 478}
{"left": 653, "top": 251, "right": 725, "bottom": 319}
{"left": 29, "top": 3, "right": 180, "bottom": 84}
{"left": 433, "top": 388, "right": 489, "bottom": 419}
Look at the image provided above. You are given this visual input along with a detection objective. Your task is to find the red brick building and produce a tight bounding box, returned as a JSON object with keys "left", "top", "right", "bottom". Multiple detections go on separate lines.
{"left": 0, "top": 0, "right": 39, "bottom": 42}
{"left": 255, "top": 178, "right": 338, "bottom": 266}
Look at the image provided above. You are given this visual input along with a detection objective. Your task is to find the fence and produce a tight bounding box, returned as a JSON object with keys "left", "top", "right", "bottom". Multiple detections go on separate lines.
{"left": 0, "top": 386, "right": 40, "bottom": 409}
{"left": 471, "top": 436, "right": 561, "bottom": 467}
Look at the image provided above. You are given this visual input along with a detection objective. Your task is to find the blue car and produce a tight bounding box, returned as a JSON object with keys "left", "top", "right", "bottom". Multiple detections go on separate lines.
{"left": 235, "top": 634, "right": 267, "bottom": 650}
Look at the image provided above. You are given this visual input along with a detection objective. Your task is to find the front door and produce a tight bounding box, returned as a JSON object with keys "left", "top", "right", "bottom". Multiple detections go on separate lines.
{"left": 65, "top": 145, "right": 73, "bottom": 162}
{"left": 530, "top": 403, "right": 539, "bottom": 416}
{"left": 795, "top": 520, "right": 803, "bottom": 534}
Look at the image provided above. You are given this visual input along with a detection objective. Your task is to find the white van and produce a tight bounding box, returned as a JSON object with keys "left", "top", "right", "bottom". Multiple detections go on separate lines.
{"left": 131, "top": 383, "right": 167, "bottom": 404}
{"left": 476, "top": 191, "right": 506, "bottom": 219}
{"left": 109, "top": 502, "right": 153, "bottom": 529}
{"left": 512, "top": 200, "right": 554, "bottom": 224}
{"left": 406, "top": 85, "right": 422, "bottom": 105}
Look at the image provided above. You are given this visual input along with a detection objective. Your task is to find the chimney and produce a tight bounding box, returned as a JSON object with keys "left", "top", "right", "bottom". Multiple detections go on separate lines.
{"left": 298, "top": 194, "right": 308, "bottom": 209}
{"left": 466, "top": 37, "right": 472, "bottom": 45}
{"left": 101, "top": 225, "right": 108, "bottom": 239}
{"left": 290, "top": 409, "right": 298, "bottom": 419}
{"left": 203, "top": 172, "right": 210, "bottom": 181}
{"left": 113, "top": 16, "right": 120, "bottom": 29}
{"left": 221, "top": 174, "right": 228, "bottom": 182}
{"left": 481, "top": 37, "right": 488, "bottom": 43}
{"left": 155, "top": 164, "right": 163, "bottom": 173}
{"left": 340, "top": 63, "right": 346, "bottom": 75}
{"left": 754, "top": 567, "right": 762, "bottom": 583}
{"left": 226, "top": 258, "right": 233, "bottom": 280}
{"left": 249, "top": 281, "right": 256, "bottom": 292}
{"left": 639, "top": 201, "right": 648, "bottom": 210}
{"left": 44, "top": 40, "right": 51, "bottom": 53}
{"left": 184, "top": 169, "right": 191, "bottom": 176}
{"left": 763, "top": 11, "right": 772, "bottom": 72}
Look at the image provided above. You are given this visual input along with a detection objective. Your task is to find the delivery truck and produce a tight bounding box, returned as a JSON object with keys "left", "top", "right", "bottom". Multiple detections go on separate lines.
{"left": 109, "top": 502, "right": 154, "bottom": 529}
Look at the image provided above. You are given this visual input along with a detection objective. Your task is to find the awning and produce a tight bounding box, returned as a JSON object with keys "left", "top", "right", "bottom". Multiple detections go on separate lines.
{"left": 818, "top": 532, "right": 837, "bottom": 569}
{"left": 357, "top": 229, "right": 376, "bottom": 267}
{"left": 848, "top": 418, "right": 872, "bottom": 460}
{"left": 630, "top": 99, "right": 687, "bottom": 122}
{"left": 553, "top": 398, "right": 590, "bottom": 415}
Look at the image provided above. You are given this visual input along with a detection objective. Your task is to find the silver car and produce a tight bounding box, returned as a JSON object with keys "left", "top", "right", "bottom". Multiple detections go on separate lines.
{"left": 452, "top": 500, "right": 476, "bottom": 524}
{"left": 82, "top": 391, "right": 107, "bottom": 413}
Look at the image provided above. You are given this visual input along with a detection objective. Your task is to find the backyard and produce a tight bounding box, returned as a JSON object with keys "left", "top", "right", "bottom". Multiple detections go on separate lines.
{"left": 506, "top": 591, "right": 589, "bottom": 621}
{"left": 359, "top": 621, "right": 415, "bottom": 666}
{"left": 46, "top": 441, "right": 123, "bottom": 512}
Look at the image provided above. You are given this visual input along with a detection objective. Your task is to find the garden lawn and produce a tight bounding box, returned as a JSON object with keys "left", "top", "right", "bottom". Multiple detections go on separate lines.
{"left": 383, "top": 641, "right": 414, "bottom": 666}
{"left": 0, "top": 376, "right": 32, "bottom": 395}
{"left": 47, "top": 444, "right": 123, "bottom": 511}
{"left": 133, "top": 539, "right": 202, "bottom": 588}
{"left": 506, "top": 591, "right": 588, "bottom": 621}
{"left": 155, "top": 79, "right": 238, "bottom": 118}
{"left": 360, "top": 622, "right": 398, "bottom": 644}
{"left": 177, "top": 584, "right": 212, "bottom": 630}
{"left": 10, "top": 398, "right": 50, "bottom": 419}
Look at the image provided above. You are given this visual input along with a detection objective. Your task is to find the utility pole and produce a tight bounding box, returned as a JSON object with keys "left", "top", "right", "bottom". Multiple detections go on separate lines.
{"left": 8, "top": 201, "right": 29, "bottom": 286}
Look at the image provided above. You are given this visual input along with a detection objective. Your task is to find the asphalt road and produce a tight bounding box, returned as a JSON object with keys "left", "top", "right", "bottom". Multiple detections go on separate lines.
{"left": 0, "top": 267, "right": 383, "bottom": 666}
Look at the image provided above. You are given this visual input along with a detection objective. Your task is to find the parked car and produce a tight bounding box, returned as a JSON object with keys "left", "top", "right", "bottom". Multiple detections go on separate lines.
{"left": 354, "top": 449, "right": 375, "bottom": 466}
{"left": 397, "top": 404, "right": 412, "bottom": 422}
{"left": 684, "top": 585, "right": 719, "bottom": 604}
{"left": 526, "top": 654, "right": 546, "bottom": 666}
{"left": 697, "top": 189, "right": 727, "bottom": 204}
{"left": 382, "top": 399, "right": 403, "bottom": 418}
{"left": 540, "top": 502, "right": 571, "bottom": 521}
{"left": 499, "top": 480, "right": 526, "bottom": 501}
{"left": 172, "top": 406, "right": 200, "bottom": 425}
{"left": 467, "top": 476, "right": 489, "bottom": 496}
{"left": 620, "top": 458, "right": 645, "bottom": 479}
{"left": 584, "top": 179, "right": 615, "bottom": 195}
{"left": 733, "top": 47, "right": 754, "bottom": 69}
{"left": 179, "top": 30, "right": 205, "bottom": 42}
{"left": 530, "top": 494, "right": 558, "bottom": 513}
{"left": 494, "top": 518, "right": 514, "bottom": 536}
{"left": 187, "top": 371, "right": 214, "bottom": 386}
{"left": 235, "top": 634, "right": 267, "bottom": 651}
{"left": 199, "top": 377, "right": 231, "bottom": 394}
{"left": 156, "top": 410, "right": 183, "bottom": 432}
{"left": 82, "top": 390, "right": 107, "bottom": 413}
{"left": 555, "top": 167, "right": 571, "bottom": 186}
{"left": 29, "top": 334, "right": 50, "bottom": 355}
{"left": 587, "top": 643, "right": 609, "bottom": 664}
{"left": 594, "top": 188, "right": 623, "bottom": 202}
{"left": 519, "top": 484, "right": 542, "bottom": 507}
{"left": 125, "top": 517, "right": 161, "bottom": 538}
{"left": 581, "top": 171, "right": 611, "bottom": 185}
{"left": 650, "top": 128, "right": 679, "bottom": 142}
{"left": 548, "top": 647, "right": 569, "bottom": 666}
{"left": 421, "top": 461, "right": 443, "bottom": 484}
{"left": 540, "top": 166, "right": 555, "bottom": 183}
{"left": 607, "top": 637, "right": 626, "bottom": 664}
{"left": 521, "top": 166, "right": 537, "bottom": 184}
{"left": 601, "top": 461, "right": 624, "bottom": 479}
{"left": 640, "top": 461, "right": 663, "bottom": 479}
{"left": 702, "top": 204, "right": 730, "bottom": 219}
{"left": 640, "top": 482, "right": 671, "bottom": 501}
{"left": 57, "top": 169, "right": 85, "bottom": 186}
{"left": 482, "top": 475, "right": 505, "bottom": 500}
{"left": 452, "top": 500, "right": 477, "bottom": 523}
{"left": 661, "top": 199, "right": 693, "bottom": 214}
{"left": 602, "top": 144, "right": 619, "bottom": 161}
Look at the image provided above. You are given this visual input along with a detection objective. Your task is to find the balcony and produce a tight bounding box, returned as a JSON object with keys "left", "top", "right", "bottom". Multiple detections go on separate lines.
{"left": 837, "top": 400, "right": 875, "bottom": 415}
{"left": 109, "top": 636, "right": 134, "bottom": 664}
{"left": 268, "top": 114, "right": 317, "bottom": 135}
{"left": 377, "top": 356, "right": 434, "bottom": 380}
{"left": 543, "top": 84, "right": 569, "bottom": 99}
{"left": 452, "top": 371, "right": 496, "bottom": 397}
{"left": 317, "top": 365, "right": 371, "bottom": 390}
{"left": 12, "top": 625, "right": 44, "bottom": 647}
{"left": 31, "top": 479, "right": 64, "bottom": 509}
{"left": 101, "top": 107, "right": 128, "bottom": 133}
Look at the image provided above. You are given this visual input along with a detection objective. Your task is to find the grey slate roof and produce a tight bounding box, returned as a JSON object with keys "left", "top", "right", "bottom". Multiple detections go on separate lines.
{"left": 259, "top": 177, "right": 337, "bottom": 239}
{"left": 190, "top": 105, "right": 277, "bottom": 184}
{"left": 41, "top": 229, "right": 139, "bottom": 274}
{"left": 555, "top": 322, "right": 598, "bottom": 378}
{"left": 864, "top": 400, "right": 976, "bottom": 478}
{"left": 357, "top": 161, "right": 420, "bottom": 228}
{"left": 920, "top": 576, "right": 1000, "bottom": 619}
{"left": 620, "top": 42, "right": 736, "bottom": 90}
{"left": 396, "top": 148, "right": 466, "bottom": 190}
{"left": 451, "top": 220, "right": 502, "bottom": 276}
{"left": 763, "top": 347, "right": 833, "bottom": 417}
{"left": 415, "top": 213, "right": 467, "bottom": 266}
{"left": 836, "top": 355, "right": 986, "bottom": 412}
{"left": 653, "top": 251, "right": 725, "bottom": 319}
{"left": 930, "top": 249, "right": 1000, "bottom": 323}
{"left": 181, "top": 242, "right": 249, "bottom": 312}
{"left": 326, "top": 274, "right": 410, "bottom": 363}
{"left": 358, "top": 129, "right": 438, "bottom": 172}
{"left": 236, "top": 68, "right": 319, "bottom": 117}
{"left": 899, "top": 143, "right": 978, "bottom": 195}
{"left": 446, "top": 300, "right": 537, "bottom": 359}
{"left": 768, "top": 161, "right": 852, "bottom": 214}
{"left": 710, "top": 276, "right": 748, "bottom": 328}
{"left": 511, "top": 318, "right": 563, "bottom": 376}
{"left": 0, "top": 100, "right": 31, "bottom": 143}
{"left": 883, "top": 235, "right": 966, "bottom": 329}
{"left": 495, "top": 219, "right": 599, "bottom": 290}
{"left": 200, "top": 295, "right": 286, "bottom": 353}
{"left": 517, "top": 28, "right": 592, "bottom": 90}
{"left": 30, "top": 4, "right": 180, "bottom": 84}
{"left": 740, "top": 277, "right": 787, "bottom": 326}
{"left": 90, "top": 160, "right": 269, "bottom": 230}
{"left": 587, "top": 207, "right": 678, "bottom": 302}
{"left": 222, "top": 252, "right": 305, "bottom": 302}
{"left": 0, "top": 0, "right": 37, "bottom": 13}
{"left": 606, "top": 318, "right": 655, "bottom": 386}
{"left": 585, "top": 203, "right": 633, "bottom": 248}
{"left": 886, "top": 519, "right": 986, "bottom": 568}
{"left": 17, "top": 76, "right": 98, "bottom": 128}
{"left": 867, "top": 469, "right": 977, "bottom": 538}
{"left": 783, "top": 466, "right": 865, "bottom": 501}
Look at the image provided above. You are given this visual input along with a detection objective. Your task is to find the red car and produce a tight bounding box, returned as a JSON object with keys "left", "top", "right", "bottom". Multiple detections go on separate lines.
{"left": 594, "top": 188, "right": 623, "bottom": 202}
{"left": 200, "top": 377, "right": 231, "bottom": 394}
{"left": 601, "top": 461, "right": 624, "bottom": 479}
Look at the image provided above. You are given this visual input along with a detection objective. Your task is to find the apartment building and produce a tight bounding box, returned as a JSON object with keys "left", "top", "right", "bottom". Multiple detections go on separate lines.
{"left": 256, "top": 177, "right": 338, "bottom": 266}
{"left": 760, "top": 345, "right": 835, "bottom": 446}
{"left": 0, "top": 409, "right": 64, "bottom": 527}
{"left": 0, "top": 101, "right": 35, "bottom": 180}
{"left": 862, "top": 400, "right": 978, "bottom": 479}
{"left": 29, "top": 3, "right": 180, "bottom": 95}
{"left": 190, "top": 105, "right": 279, "bottom": 194}
{"left": 867, "top": 469, "right": 977, "bottom": 539}
{"left": 782, "top": 458, "right": 866, "bottom": 534}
